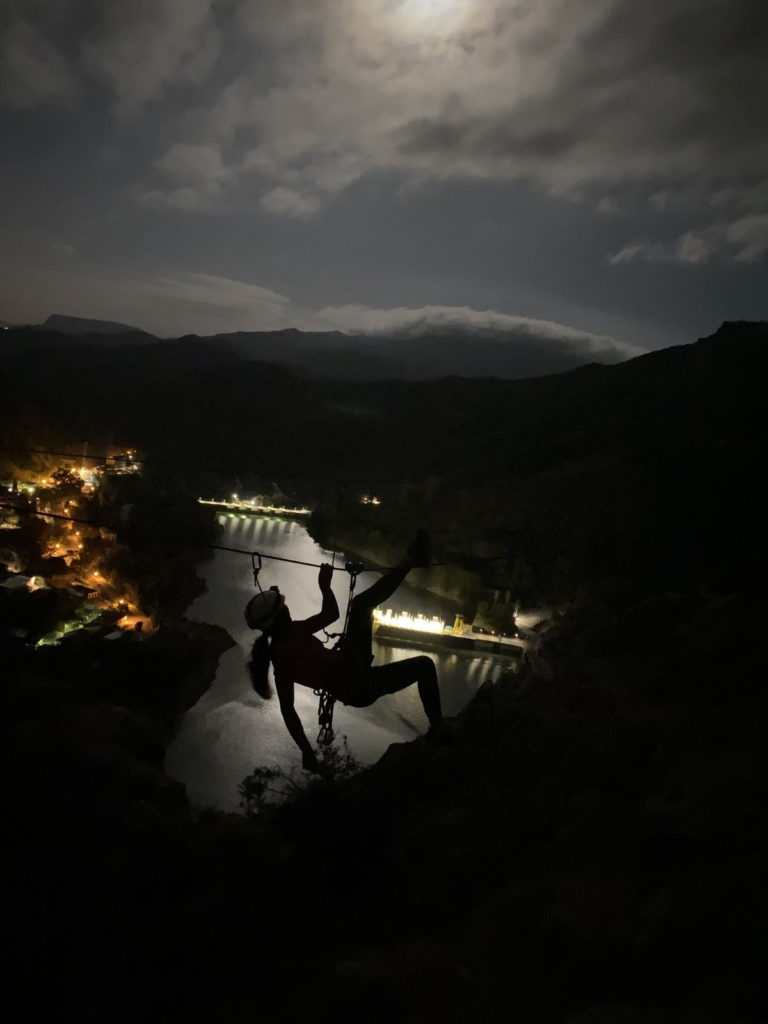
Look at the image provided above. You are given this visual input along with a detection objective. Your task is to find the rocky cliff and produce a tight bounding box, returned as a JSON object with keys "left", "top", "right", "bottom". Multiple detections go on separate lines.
{"left": 5, "top": 590, "right": 766, "bottom": 1022}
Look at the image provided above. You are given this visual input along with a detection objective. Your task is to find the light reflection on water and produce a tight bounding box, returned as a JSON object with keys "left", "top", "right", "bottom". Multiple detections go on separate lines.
{"left": 164, "top": 515, "right": 518, "bottom": 812}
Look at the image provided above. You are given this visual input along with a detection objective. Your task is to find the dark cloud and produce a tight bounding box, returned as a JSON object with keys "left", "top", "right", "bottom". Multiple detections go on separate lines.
{"left": 574, "top": 0, "right": 768, "bottom": 155}
{"left": 397, "top": 117, "right": 470, "bottom": 155}
{"left": 0, "top": 0, "right": 764, "bottom": 348}
{"left": 0, "top": 0, "right": 221, "bottom": 114}
{"left": 391, "top": 0, "right": 768, "bottom": 262}
{"left": 397, "top": 0, "right": 768, "bottom": 176}
{"left": 0, "top": 8, "right": 80, "bottom": 108}
{"left": 5, "top": 0, "right": 766, "bottom": 219}
{"left": 398, "top": 117, "right": 581, "bottom": 161}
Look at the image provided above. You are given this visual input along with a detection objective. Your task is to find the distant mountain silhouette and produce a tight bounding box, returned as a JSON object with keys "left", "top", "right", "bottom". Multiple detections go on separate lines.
{"left": 40, "top": 314, "right": 154, "bottom": 338}
{"left": 208, "top": 326, "right": 629, "bottom": 381}
{"left": 10, "top": 318, "right": 633, "bottom": 381}
{"left": 201, "top": 328, "right": 406, "bottom": 379}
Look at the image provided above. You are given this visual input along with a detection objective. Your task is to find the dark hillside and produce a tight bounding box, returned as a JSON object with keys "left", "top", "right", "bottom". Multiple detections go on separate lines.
{"left": 306, "top": 322, "right": 768, "bottom": 598}
{"left": 213, "top": 325, "right": 619, "bottom": 381}
{"left": 273, "top": 591, "right": 768, "bottom": 1022}
{"left": 3, "top": 320, "right": 763, "bottom": 477}
{"left": 3, "top": 321, "right": 767, "bottom": 1022}
{"left": 1, "top": 321, "right": 766, "bottom": 597}
{"left": 5, "top": 591, "right": 767, "bottom": 1022}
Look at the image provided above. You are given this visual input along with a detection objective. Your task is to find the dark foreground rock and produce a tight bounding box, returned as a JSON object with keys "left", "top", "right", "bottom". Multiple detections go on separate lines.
{"left": 4, "top": 594, "right": 768, "bottom": 1023}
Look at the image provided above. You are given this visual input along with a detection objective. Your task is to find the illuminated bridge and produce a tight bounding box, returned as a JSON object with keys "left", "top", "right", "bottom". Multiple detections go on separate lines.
{"left": 198, "top": 498, "right": 311, "bottom": 518}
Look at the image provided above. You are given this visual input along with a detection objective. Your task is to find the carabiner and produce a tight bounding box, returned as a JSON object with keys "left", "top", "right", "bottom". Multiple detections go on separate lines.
{"left": 251, "top": 551, "right": 263, "bottom": 591}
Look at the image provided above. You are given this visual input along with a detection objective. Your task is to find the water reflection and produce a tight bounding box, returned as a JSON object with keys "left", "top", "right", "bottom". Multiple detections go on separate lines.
{"left": 164, "top": 515, "right": 517, "bottom": 812}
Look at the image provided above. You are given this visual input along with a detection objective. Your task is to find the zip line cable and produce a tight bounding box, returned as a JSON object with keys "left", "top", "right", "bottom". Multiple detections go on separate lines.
{"left": 0, "top": 502, "right": 524, "bottom": 571}
{"left": 1, "top": 444, "right": 530, "bottom": 567}
{"left": 1, "top": 445, "right": 456, "bottom": 558}
{"left": 1, "top": 444, "right": 457, "bottom": 566}
{"left": 0, "top": 502, "right": 346, "bottom": 567}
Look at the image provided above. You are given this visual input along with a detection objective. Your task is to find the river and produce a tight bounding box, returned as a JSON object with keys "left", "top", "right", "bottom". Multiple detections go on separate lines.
{"left": 164, "top": 514, "right": 519, "bottom": 812}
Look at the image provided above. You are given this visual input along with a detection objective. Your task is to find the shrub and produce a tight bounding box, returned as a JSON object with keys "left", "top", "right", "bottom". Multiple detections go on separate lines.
{"left": 239, "top": 736, "right": 362, "bottom": 818}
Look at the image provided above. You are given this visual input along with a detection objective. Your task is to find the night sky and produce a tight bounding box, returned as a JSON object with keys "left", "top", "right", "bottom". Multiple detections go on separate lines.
{"left": 1, "top": 0, "right": 766, "bottom": 356}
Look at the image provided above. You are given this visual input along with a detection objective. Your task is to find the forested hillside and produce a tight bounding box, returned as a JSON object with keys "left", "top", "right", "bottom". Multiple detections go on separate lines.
{"left": 3, "top": 321, "right": 766, "bottom": 605}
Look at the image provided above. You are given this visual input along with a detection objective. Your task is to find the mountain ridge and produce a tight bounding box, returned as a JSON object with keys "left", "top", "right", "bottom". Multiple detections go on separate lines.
{"left": 15, "top": 313, "right": 641, "bottom": 381}
{"left": 40, "top": 313, "right": 153, "bottom": 337}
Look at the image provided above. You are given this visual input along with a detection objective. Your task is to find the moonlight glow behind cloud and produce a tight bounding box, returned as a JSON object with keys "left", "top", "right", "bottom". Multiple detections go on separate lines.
{"left": 0, "top": 0, "right": 765, "bottom": 349}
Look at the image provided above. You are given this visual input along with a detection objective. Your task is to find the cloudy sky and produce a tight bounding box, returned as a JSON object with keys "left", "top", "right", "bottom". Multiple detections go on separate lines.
{"left": 1, "top": 0, "right": 765, "bottom": 354}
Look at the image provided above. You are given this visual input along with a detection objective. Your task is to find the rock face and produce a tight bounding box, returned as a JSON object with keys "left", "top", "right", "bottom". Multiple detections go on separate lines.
{"left": 4, "top": 616, "right": 236, "bottom": 1016}
{"left": 29, "top": 617, "right": 234, "bottom": 722}
{"left": 266, "top": 592, "right": 767, "bottom": 1023}
{"left": 5, "top": 591, "right": 767, "bottom": 1022}
{"left": 135, "top": 619, "right": 236, "bottom": 718}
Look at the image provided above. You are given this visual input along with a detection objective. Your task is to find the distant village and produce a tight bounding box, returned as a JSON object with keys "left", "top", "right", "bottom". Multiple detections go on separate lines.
{"left": 0, "top": 449, "right": 151, "bottom": 647}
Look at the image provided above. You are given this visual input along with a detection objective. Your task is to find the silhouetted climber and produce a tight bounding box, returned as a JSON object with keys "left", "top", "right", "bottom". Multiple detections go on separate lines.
{"left": 245, "top": 530, "right": 443, "bottom": 771}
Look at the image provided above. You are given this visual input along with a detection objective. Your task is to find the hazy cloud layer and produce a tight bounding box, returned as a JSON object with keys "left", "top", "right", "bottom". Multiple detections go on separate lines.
{"left": 0, "top": 257, "right": 638, "bottom": 368}
{"left": 308, "top": 303, "right": 641, "bottom": 360}
{"left": 0, "top": 265, "right": 291, "bottom": 337}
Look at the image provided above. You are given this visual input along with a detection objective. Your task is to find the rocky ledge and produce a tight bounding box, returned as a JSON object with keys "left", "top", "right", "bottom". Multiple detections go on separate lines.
{"left": 5, "top": 593, "right": 767, "bottom": 1023}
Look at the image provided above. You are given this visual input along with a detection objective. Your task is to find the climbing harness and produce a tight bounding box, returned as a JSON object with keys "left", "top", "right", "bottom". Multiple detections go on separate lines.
{"left": 250, "top": 549, "right": 365, "bottom": 747}
{"left": 315, "top": 689, "right": 337, "bottom": 748}
{"left": 314, "top": 559, "right": 364, "bottom": 746}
